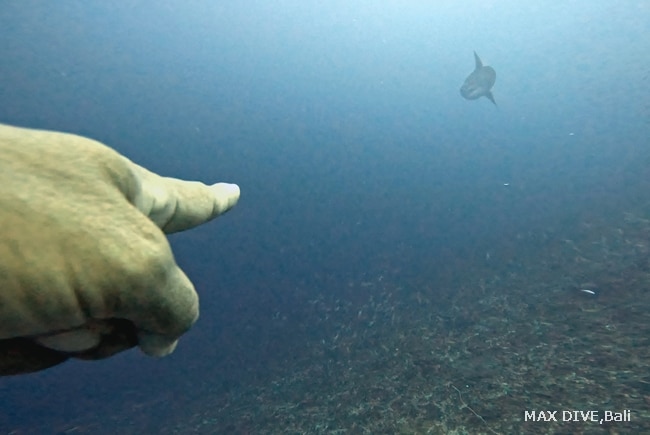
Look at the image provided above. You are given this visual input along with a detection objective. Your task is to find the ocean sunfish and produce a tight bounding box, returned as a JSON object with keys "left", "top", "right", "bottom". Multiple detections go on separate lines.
{"left": 460, "top": 51, "right": 496, "bottom": 106}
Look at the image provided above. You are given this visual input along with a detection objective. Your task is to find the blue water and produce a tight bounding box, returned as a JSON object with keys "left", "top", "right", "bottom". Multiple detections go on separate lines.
{"left": 1, "top": 1, "right": 649, "bottom": 433}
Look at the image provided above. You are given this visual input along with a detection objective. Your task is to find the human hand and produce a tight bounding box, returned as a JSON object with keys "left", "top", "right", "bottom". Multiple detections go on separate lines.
{"left": 0, "top": 124, "right": 239, "bottom": 375}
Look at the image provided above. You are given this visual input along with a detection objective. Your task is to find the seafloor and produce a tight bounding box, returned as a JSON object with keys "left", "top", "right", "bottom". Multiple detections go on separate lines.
{"left": 163, "top": 208, "right": 650, "bottom": 435}
{"left": 10, "top": 205, "right": 650, "bottom": 434}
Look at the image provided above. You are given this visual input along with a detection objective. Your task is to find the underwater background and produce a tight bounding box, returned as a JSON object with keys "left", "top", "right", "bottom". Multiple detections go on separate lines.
{"left": 1, "top": 1, "right": 649, "bottom": 433}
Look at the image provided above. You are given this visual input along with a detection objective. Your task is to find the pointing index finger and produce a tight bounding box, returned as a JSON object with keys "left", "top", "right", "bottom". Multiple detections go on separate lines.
{"left": 127, "top": 159, "right": 240, "bottom": 233}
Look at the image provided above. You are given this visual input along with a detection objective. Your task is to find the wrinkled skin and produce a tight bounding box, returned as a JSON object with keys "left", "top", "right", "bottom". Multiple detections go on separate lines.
{"left": 0, "top": 124, "right": 240, "bottom": 375}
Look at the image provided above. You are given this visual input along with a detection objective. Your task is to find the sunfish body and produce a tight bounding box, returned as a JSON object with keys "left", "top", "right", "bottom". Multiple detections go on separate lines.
{"left": 460, "top": 51, "right": 496, "bottom": 106}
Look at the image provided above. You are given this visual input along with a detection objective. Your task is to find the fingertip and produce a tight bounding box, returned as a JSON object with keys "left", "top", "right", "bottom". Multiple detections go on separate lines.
{"left": 137, "top": 332, "right": 179, "bottom": 357}
{"left": 210, "top": 182, "right": 240, "bottom": 210}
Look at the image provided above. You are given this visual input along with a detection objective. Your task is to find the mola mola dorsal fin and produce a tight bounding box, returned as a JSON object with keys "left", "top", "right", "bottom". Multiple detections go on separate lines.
{"left": 474, "top": 51, "right": 483, "bottom": 69}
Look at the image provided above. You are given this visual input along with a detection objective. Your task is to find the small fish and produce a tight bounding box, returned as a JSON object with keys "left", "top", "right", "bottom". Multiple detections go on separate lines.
{"left": 460, "top": 51, "right": 497, "bottom": 106}
{"left": 580, "top": 289, "right": 596, "bottom": 295}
